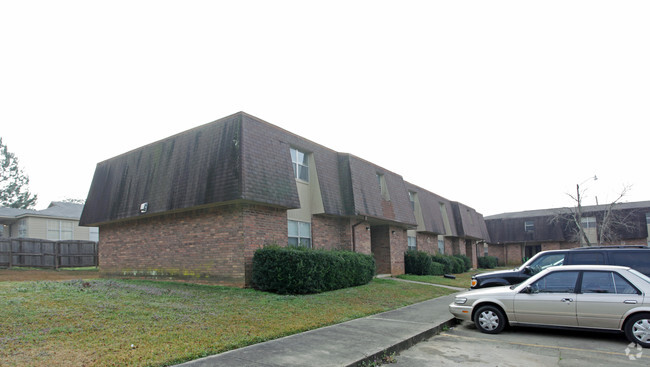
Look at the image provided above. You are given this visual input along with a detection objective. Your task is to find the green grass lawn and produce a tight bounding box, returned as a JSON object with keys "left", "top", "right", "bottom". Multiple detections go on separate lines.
{"left": 396, "top": 267, "right": 512, "bottom": 289}
{"left": 0, "top": 277, "right": 455, "bottom": 367}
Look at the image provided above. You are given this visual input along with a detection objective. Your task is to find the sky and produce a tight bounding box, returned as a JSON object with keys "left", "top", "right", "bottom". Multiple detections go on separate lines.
{"left": 1, "top": 1, "right": 648, "bottom": 216}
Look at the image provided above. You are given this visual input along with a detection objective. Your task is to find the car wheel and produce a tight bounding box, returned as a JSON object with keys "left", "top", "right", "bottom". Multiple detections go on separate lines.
{"left": 625, "top": 313, "right": 650, "bottom": 348}
{"left": 474, "top": 305, "right": 506, "bottom": 334}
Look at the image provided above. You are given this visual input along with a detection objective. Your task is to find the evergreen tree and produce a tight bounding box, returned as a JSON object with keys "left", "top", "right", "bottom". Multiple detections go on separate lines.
{"left": 0, "top": 138, "right": 38, "bottom": 209}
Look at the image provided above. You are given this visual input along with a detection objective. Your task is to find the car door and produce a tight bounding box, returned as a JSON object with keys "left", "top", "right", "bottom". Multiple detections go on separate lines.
{"left": 576, "top": 270, "right": 644, "bottom": 329}
{"left": 513, "top": 270, "right": 579, "bottom": 326}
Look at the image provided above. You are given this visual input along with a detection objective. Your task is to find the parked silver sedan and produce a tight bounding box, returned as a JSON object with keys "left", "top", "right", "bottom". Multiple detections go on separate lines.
{"left": 449, "top": 265, "right": 650, "bottom": 347}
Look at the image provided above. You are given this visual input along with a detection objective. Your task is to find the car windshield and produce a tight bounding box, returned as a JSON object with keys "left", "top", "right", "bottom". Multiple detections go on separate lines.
{"left": 525, "top": 253, "right": 565, "bottom": 275}
{"left": 629, "top": 269, "right": 650, "bottom": 285}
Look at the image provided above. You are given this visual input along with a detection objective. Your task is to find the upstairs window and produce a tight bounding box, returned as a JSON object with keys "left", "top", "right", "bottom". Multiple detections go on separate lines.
{"left": 524, "top": 221, "right": 535, "bottom": 232}
{"left": 581, "top": 217, "right": 597, "bottom": 229}
{"left": 290, "top": 148, "right": 309, "bottom": 182}
{"left": 408, "top": 191, "right": 416, "bottom": 210}
{"left": 288, "top": 220, "right": 311, "bottom": 248}
{"left": 377, "top": 173, "right": 390, "bottom": 201}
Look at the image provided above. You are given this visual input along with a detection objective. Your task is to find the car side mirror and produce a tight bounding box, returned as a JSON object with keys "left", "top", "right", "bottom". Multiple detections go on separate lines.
{"left": 523, "top": 266, "right": 532, "bottom": 275}
{"left": 521, "top": 285, "right": 533, "bottom": 294}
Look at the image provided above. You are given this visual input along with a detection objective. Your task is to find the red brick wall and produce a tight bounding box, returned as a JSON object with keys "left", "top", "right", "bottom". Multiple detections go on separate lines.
{"left": 542, "top": 242, "right": 561, "bottom": 251}
{"left": 371, "top": 226, "right": 391, "bottom": 274}
{"left": 446, "top": 238, "right": 457, "bottom": 255}
{"left": 416, "top": 233, "right": 437, "bottom": 254}
{"left": 486, "top": 244, "right": 505, "bottom": 265}
{"left": 242, "top": 205, "right": 289, "bottom": 285}
{"left": 311, "top": 215, "right": 352, "bottom": 251}
{"left": 465, "top": 240, "right": 478, "bottom": 269}
{"left": 389, "top": 226, "right": 407, "bottom": 275}
{"left": 99, "top": 204, "right": 286, "bottom": 287}
{"left": 352, "top": 220, "right": 372, "bottom": 255}
{"left": 371, "top": 225, "right": 407, "bottom": 275}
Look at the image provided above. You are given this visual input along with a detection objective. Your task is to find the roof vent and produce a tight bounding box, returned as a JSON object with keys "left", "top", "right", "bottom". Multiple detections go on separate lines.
{"left": 140, "top": 202, "right": 148, "bottom": 214}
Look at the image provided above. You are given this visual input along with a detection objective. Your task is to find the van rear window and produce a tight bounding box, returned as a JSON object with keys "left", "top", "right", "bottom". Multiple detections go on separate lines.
{"left": 610, "top": 252, "right": 650, "bottom": 276}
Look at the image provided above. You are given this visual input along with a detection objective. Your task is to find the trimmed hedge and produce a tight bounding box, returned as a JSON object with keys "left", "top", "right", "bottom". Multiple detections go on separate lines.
{"left": 430, "top": 261, "right": 445, "bottom": 275}
{"left": 477, "top": 256, "right": 498, "bottom": 269}
{"left": 454, "top": 254, "right": 472, "bottom": 272}
{"left": 432, "top": 255, "right": 454, "bottom": 274}
{"left": 252, "top": 246, "right": 376, "bottom": 294}
{"left": 406, "top": 251, "right": 470, "bottom": 275}
{"left": 404, "top": 249, "right": 434, "bottom": 275}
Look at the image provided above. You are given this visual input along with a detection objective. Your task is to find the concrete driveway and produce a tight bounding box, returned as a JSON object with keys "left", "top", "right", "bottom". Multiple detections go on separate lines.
{"left": 393, "top": 320, "right": 650, "bottom": 366}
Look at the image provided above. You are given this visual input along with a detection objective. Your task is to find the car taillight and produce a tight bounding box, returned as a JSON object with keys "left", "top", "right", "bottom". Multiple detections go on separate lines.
{"left": 471, "top": 279, "right": 477, "bottom": 288}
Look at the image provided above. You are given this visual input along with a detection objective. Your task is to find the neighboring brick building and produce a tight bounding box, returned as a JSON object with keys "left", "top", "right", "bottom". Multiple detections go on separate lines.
{"left": 80, "top": 112, "right": 489, "bottom": 286}
{"left": 485, "top": 201, "right": 650, "bottom": 265}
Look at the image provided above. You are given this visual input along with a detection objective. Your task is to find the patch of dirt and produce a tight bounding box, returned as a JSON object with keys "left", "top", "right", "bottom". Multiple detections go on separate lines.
{"left": 0, "top": 268, "right": 100, "bottom": 282}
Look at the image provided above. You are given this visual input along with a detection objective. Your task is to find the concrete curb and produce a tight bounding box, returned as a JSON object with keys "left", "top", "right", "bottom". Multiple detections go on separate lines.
{"left": 347, "top": 317, "right": 457, "bottom": 367}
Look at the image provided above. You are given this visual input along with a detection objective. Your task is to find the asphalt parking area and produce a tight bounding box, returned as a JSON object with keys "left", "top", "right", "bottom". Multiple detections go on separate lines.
{"left": 393, "top": 321, "right": 650, "bottom": 366}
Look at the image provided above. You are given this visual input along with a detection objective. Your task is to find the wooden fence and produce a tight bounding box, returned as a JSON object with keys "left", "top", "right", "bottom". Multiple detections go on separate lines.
{"left": 0, "top": 238, "right": 98, "bottom": 269}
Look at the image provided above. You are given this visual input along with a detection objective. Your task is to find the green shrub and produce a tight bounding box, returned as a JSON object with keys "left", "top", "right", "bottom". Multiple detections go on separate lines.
{"left": 477, "top": 256, "right": 498, "bottom": 269}
{"left": 404, "top": 250, "right": 435, "bottom": 275}
{"left": 450, "top": 256, "right": 464, "bottom": 273}
{"left": 432, "top": 255, "right": 453, "bottom": 274}
{"left": 454, "top": 254, "right": 472, "bottom": 272}
{"left": 252, "top": 246, "right": 375, "bottom": 294}
{"left": 430, "top": 261, "right": 445, "bottom": 275}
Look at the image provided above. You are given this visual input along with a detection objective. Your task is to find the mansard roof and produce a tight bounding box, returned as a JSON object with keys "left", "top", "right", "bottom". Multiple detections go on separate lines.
{"left": 80, "top": 111, "right": 482, "bottom": 237}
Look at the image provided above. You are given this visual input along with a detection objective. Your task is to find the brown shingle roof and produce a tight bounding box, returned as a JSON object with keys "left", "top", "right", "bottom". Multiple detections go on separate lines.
{"left": 80, "top": 111, "right": 488, "bottom": 240}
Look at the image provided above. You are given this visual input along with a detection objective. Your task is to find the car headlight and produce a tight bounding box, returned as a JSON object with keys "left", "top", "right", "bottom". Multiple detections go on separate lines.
{"left": 455, "top": 297, "right": 468, "bottom": 305}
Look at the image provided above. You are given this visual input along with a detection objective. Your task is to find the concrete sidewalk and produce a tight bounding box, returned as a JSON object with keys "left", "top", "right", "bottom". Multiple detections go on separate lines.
{"left": 176, "top": 293, "right": 459, "bottom": 367}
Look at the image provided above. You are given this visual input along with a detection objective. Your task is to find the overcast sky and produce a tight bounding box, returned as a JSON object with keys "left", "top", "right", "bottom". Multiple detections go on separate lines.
{"left": 1, "top": 1, "right": 648, "bottom": 216}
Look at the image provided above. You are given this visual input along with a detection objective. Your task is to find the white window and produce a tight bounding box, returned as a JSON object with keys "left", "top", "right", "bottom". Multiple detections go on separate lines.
{"left": 89, "top": 227, "right": 99, "bottom": 242}
{"left": 377, "top": 173, "right": 390, "bottom": 201}
{"left": 438, "top": 235, "right": 445, "bottom": 254}
{"left": 18, "top": 220, "right": 27, "bottom": 238}
{"left": 47, "top": 220, "right": 74, "bottom": 240}
{"left": 581, "top": 217, "right": 597, "bottom": 229}
{"left": 408, "top": 191, "right": 416, "bottom": 210}
{"left": 407, "top": 235, "right": 417, "bottom": 251}
{"left": 524, "top": 221, "right": 535, "bottom": 232}
{"left": 645, "top": 213, "right": 650, "bottom": 225}
{"left": 288, "top": 220, "right": 311, "bottom": 248}
{"left": 290, "top": 148, "right": 309, "bottom": 182}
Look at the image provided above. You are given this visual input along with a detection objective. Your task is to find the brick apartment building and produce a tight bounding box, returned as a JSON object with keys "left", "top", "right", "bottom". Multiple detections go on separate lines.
{"left": 80, "top": 112, "right": 489, "bottom": 287}
{"left": 485, "top": 201, "right": 650, "bottom": 265}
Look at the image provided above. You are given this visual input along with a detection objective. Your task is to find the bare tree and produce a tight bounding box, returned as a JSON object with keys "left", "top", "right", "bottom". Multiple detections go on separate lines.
{"left": 554, "top": 183, "right": 634, "bottom": 246}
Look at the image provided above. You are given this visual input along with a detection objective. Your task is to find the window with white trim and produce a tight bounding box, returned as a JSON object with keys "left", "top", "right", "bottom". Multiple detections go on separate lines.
{"left": 407, "top": 235, "right": 416, "bottom": 251}
{"left": 47, "top": 220, "right": 73, "bottom": 240}
{"left": 524, "top": 220, "right": 535, "bottom": 232}
{"left": 290, "top": 148, "right": 309, "bottom": 182}
{"left": 408, "top": 191, "right": 416, "bottom": 210}
{"left": 438, "top": 235, "right": 445, "bottom": 254}
{"left": 288, "top": 220, "right": 311, "bottom": 248}
{"left": 89, "top": 227, "right": 99, "bottom": 242}
{"left": 18, "top": 220, "right": 27, "bottom": 238}
{"left": 377, "top": 173, "right": 390, "bottom": 201}
{"left": 581, "top": 217, "right": 597, "bottom": 229}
